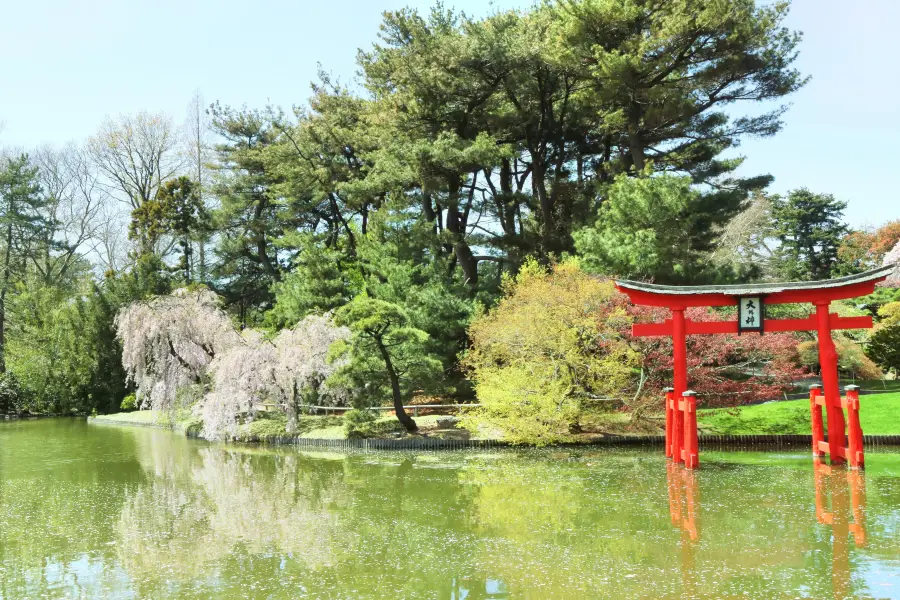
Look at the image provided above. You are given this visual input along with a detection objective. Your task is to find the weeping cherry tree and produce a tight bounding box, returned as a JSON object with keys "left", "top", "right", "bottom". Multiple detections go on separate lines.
{"left": 116, "top": 288, "right": 241, "bottom": 416}
{"left": 884, "top": 240, "right": 900, "bottom": 285}
{"left": 200, "top": 314, "right": 350, "bottom": 440}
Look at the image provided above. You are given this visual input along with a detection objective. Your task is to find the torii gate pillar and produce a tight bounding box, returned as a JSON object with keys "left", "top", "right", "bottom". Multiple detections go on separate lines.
{"left": 615, "top": 265, "right": 896, "bottom": 469}
{"left": 815, "top": 302, "right": 847, "bottom": 464}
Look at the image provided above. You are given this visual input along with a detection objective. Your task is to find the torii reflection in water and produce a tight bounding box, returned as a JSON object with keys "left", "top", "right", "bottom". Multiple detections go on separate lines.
{"left": 666, "top": 461, "right": 868, "bottom": 600}
{"left": 667, "top": 462, "right": 699, "bottom": 597}
{"left": 814, "top": 459, "right": 867, "bottom": 600}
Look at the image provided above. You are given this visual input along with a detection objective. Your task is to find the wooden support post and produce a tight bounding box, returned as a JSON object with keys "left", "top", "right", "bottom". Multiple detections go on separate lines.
{"left": 815, "top": 302, "right": 847, "bottom": 465}
{"left": 809, "top": 383, "right": 825, "bottom": 457}
{"left": 672, "top": 309, "right": 687, "bottom": 464}
{"left": 682, "top": 390, "right": 699, "bottom": 469}
{"left": 664, "top": 387, "right": 675, "bottom": 458}
{"left": 845, "top": 385, "right": 864, "bottom": 469}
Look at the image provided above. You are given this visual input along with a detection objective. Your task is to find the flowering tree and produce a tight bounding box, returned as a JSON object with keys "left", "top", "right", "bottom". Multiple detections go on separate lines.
{"left": 199, "top": 330, "right": 275, "bottom": 440}
{"left": 883, "top": 240, "right": 900, "bottom": 286}
{"left": 116, "top": 288, "right": 241, "bottom": 415}
{"left": 199, "top": 315, "right": 350, "bottom": 440}
{"left": 271, "top": 315, "right": 350, "bottom": 427}
{"left": 631, "top": 306, "right": 807, "bottom": 411}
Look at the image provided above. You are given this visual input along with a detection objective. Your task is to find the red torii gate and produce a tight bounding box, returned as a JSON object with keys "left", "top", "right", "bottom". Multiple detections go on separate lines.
{"left": 615, "top": 265, "right": 895, "bottom": 470}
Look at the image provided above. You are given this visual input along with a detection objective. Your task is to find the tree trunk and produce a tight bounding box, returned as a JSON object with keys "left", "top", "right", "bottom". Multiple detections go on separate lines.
{"left": 375, "top": 336, "right": 417, "bottom": 433}
{"left": 286, "top": 381, "right": 299, "bottom": 434}
{"left": 445, "top": 179, "right": 479, "bottom": 289}
{"left": 252, "top": 196, "right": 280, "bottom": 281}
{"left": 182, "top": 237, "right": 191, "bottom": 283}
{"left": 627, "top": 107, "right": 646, "bottom": 172}
{"left": 497, "top": 159, "right": 520, "bottom": 273}
{"left": 0, "top": 222, "right": 13, "bottom": 374}
{"left": 199, "top": 239, "right": 206, "bottom": 284}
{"left": 529, "top": 151, "right": 556, "bottom": 256}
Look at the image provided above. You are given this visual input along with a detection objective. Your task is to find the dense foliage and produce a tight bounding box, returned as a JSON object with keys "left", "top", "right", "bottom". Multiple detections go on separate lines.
{"left": 462, "top": 260, "right": 637, "bottom": 444}
{"left": 2, "top": 0, "right": 899, "bottom": 443}
{"left": 867, "top": 301, "right": 900, "bottom": 376}
{"left": 575, "top": 175, "right": 751, "bottom": 283}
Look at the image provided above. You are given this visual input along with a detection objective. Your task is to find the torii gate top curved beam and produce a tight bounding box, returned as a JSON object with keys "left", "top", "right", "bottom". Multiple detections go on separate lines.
{"left": 614, "top": 264, "right": 895, "bottom": 308}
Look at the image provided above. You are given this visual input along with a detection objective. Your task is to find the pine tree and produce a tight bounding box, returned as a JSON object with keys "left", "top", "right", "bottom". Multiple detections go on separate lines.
{"left": 771, "top": 189, "right": 849, "bottom": 281}
{"left": 130, "top": 176, "right": 208, "bottom": 283}
{"left": 208, "top": 104, "right": 284, "bottom": 326}
{"left": 0, "top": 154, "right": 54, "bottom": 373}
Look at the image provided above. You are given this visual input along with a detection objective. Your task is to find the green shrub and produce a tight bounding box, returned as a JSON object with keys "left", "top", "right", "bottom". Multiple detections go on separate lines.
{"left": 0, "top": 373, "right": 32, "bottom": 415}
{"left": 236, "top": 411, "right": 289, "bottom": 441}
{"left": 461, "top": 260, "right": 637, "bottom": 445}
{"left": 120, "top": 394, "right": 138, "bottom": 411}
{"left": 343, "top": 409, "right": 377, "bottom": 439}
{"left": 868, "top": 323, "right": 900, "bottom": 376}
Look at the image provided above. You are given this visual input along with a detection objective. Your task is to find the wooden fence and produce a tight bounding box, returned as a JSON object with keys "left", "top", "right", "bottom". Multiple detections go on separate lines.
{"left": 223, "top": 433, "right": 900, "bottom": 451}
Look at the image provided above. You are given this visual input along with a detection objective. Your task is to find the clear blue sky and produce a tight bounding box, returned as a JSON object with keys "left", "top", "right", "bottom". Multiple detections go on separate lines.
{"left": 1, "top": 0, "right": 896, "bottom": 227}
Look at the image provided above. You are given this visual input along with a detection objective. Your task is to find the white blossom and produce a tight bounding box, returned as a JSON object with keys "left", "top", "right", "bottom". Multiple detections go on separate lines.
{"left": 116, "top": 288, "right": 242, "bottom": 416}
{"left": 272, "top": 314, "right": 352, "bottom": 416}
{"left": 199, "top": 330, "right": 277, "bottom": 440}
{"left": 199, "top": 314, "right": 350, "bottom": 440}
{"left": 883, "top": 240, "right": 900, "bottom": 286}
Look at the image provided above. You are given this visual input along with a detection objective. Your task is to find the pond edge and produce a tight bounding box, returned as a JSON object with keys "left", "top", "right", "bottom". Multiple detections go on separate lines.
{"left": 87, "top": 417, "right": 900, "bottom": 450}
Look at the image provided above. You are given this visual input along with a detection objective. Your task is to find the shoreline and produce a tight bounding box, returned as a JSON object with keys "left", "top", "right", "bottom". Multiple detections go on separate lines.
{"left": 87, "top": 415, "right": 900, "bottom": 450}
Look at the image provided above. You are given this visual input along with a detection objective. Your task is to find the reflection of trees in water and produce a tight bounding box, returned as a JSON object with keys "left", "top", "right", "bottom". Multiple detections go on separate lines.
{"left": 0, "top": 421, "right": 144, "bottom": 598}
{"left": 7, "top": 423, "right": 900, "bottom": 598}
{"left": 457, "top": 451, "right": 900, "bottom": 599}
{"left": 117, "top": 445, "right": 347, "bottom": 595}
{"left": 90, "top": 439, "right": 900, "bottom": 598}
{"left": 118, "top": 450, "right": 491, "bottom": 597}
{"left": 458, "top": 454, "right": 686, "bottom": 598}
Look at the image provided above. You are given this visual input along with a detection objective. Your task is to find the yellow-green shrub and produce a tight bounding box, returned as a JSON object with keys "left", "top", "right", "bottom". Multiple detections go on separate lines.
{"left": 461, "top": 259, "right": 637, "bottom": 445}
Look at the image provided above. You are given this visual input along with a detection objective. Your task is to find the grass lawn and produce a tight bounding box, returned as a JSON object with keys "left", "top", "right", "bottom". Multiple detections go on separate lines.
{"left": 91, "top": 410, "right": 160, "bottom": 425}
{"left": 95, "top": 394, "right": 900, "bottom": 441}
{"left": 244, "top": 412, "right": 450, "bottom": 440}
{"left": 699, "top": 391, "right": 900, "bottom": 435}
{"left": 91, "top": 409, "right": 455, "bottom": 441}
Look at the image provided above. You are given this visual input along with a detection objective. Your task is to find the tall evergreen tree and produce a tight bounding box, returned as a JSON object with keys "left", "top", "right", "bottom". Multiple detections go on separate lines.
{"left": 771, "top": 188, "right": 849, "bottom": 281}
{"left": 208, "top": 105, "right": 285, "bottom": 326}
{"left": 575, "top": 174, "right": 753, "bottom": 284}
{"left": 0, "top": 155, "right": 54, "bottom": 374}
{"left": 130, "top": 176, "right": 208, "bottom": 283}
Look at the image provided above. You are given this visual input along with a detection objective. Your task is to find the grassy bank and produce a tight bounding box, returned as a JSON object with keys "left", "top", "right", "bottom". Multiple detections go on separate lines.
{"left": 91, "top": 391, "right": 900, "bottom": 443}
{"left": 699, "top": 392, "right": 900, "bottom": 435}
{"left": 90, "top": 410, "right": 462, "bottom": 441}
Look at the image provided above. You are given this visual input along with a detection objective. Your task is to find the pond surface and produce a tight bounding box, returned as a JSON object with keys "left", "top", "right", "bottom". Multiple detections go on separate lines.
{"left": 1, "top": 419, "right": 899, "bottom": 599}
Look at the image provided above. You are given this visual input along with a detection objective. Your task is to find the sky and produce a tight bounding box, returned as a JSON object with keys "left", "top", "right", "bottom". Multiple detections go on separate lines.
{"left": 1, "top": 0, "right": 897, "bottom": 227}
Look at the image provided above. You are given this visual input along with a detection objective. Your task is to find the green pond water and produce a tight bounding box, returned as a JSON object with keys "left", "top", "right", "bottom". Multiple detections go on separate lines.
{"left": 1, "top": 419, "right": 900, "bottom": 599}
